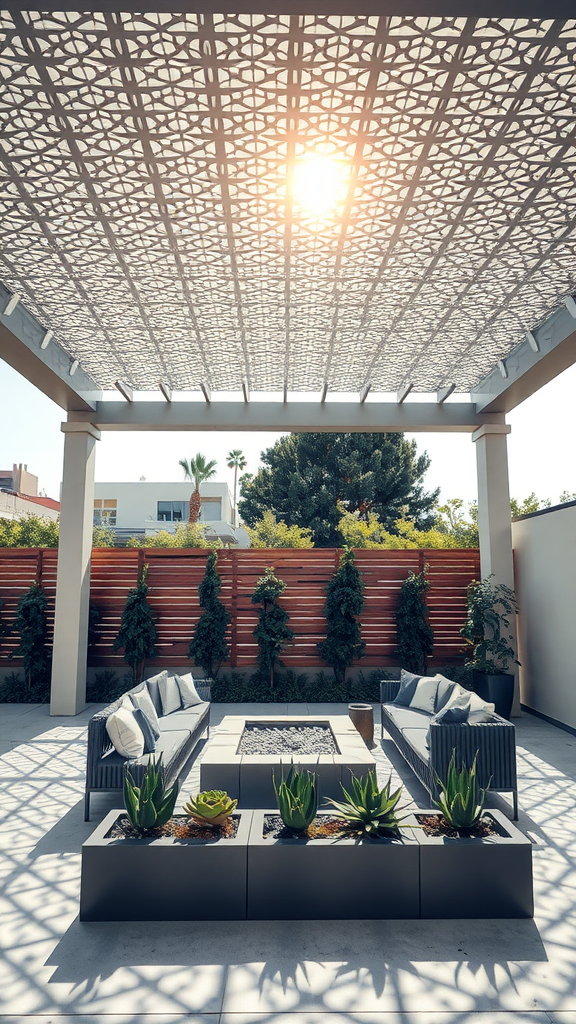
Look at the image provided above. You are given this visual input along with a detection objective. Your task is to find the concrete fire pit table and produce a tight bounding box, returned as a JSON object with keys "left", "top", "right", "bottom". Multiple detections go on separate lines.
{"left": 200, "top": 715, "right": 375, "bottom": 807}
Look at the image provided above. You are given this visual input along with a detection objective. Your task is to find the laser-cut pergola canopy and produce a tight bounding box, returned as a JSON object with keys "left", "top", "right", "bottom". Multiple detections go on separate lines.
{"left": 2, "top": 10, "right": 576, "bottom": 395}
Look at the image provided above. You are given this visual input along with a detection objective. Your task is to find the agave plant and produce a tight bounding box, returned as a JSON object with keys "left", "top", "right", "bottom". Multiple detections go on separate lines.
{"left": 184, "top": 789, "right": 238, "bottom": 827}
{"left": 273, "top": 766, "right": 318, "bottom": 832}
{"left": 433, "top": 750, "right": 489, "bottom": 832}
{"left": 123, "top": 755, "right": 178, "bottom": 834}
{"left": 326, "top": 768, "right": 406, "bottom": 837}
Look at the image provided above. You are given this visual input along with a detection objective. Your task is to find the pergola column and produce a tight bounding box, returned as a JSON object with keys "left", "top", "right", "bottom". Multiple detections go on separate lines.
{"left": 472, "top": 421, "right": 519, "bottom": 714}
{"left": 50, "top": 422, "right": 100, "bottom": 716}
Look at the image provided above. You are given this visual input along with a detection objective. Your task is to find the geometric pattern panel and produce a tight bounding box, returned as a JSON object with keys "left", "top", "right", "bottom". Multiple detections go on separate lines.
{"left": 1, "top": 11, "right": 576, "bottom": 392}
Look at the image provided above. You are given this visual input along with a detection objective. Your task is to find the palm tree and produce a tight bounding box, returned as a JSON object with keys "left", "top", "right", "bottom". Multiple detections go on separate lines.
{"left": 179, "top": 454, "right": 218, "bottom": 523}
{"left": 226, "top": 449, "right": 247, "bottom": 528}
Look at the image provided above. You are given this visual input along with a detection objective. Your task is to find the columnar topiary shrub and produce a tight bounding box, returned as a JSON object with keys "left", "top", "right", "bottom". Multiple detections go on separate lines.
{"left": 396, "top": 566, "right": 434, "bottom": 675}
{"left": 252, "top": 566, "right": 294, "bottom": 688}
{"left": 189, "top": 551, "right": 230, "bottom": 679}
{"left": 113, "top": 564, "right": 159, "bottom": 683}
{"left": 13, "top": 582, "right": 51, "bottom": 688}
{"left": 318, "top": 548, "right": 365, "bottom": 685}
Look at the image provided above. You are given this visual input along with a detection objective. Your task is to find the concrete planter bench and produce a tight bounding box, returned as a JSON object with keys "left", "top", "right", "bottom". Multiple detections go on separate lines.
{"left": 80, "top": 808, "right": 533, "bottom": 921}
{"left": 79, "top": 808, "right": 252, "bottom": 921}
{"left": 246, "top": 810, "right": 420, "bottom": 920}
{"left": 416, "top": 809, "right": 534, "bottom": 919}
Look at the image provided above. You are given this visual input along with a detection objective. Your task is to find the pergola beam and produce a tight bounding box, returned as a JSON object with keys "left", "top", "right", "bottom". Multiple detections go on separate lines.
{"left": 69, "top": 400, "right": 489, "bottom": 433}
{"left": 0, "top": 283, "right": 100, "bottom": 412}
{"left": 472, "top": 301, "right": 576, "bottom": 414}
{"left": 5, "top": 1, "right": 575, "bottom": 12}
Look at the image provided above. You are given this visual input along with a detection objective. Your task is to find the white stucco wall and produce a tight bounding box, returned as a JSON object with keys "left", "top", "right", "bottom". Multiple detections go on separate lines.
{"left": 512, "top": 502, "right": 576, "bottom": 729}
{"left": 92, "top": 481, "right": 233, "bottom": 530}
{"left": 0, "top": 490, "right": 59, "bottom": 521}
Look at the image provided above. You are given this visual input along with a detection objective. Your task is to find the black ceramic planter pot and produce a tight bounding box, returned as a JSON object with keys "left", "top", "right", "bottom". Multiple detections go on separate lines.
{"left": 472, "top": 670, "right": 514, "bottom": 720}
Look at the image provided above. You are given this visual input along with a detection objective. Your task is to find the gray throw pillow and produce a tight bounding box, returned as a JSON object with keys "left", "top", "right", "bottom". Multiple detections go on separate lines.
{"left": 431, "top": 693, "right": 471, "bottom": 724}
{"left": 131, "top": 707, "right": 157, "bottom": 754}
{"left": 408, "top": 675, "right": 440, "bottom": 714}
{"left": 175, "top": 672, "right": 203, "bottom": 708}
{"left": 145, "top": 670, "right": 168, "bottom": 716}
{"left": 391, "top": 669, "right": 423, "bottom": 707}
{"left": 434, "top": 675, "right": 458, "bottom": 713}
{"left": 159, "top": 673, "right": 182, "bottom": 716}
{"left": 130, "top": 687, "right": 161, "bottom": 738}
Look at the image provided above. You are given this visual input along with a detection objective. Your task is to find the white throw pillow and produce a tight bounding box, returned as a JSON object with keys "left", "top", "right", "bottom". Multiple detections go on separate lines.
{"left": 408, "top": 675, "right": 441, "bottom": 714}
{"left": 175, "top": 672, "right": 203, "bottom": 708}
{"left": 106, "top": 698, "right": 145, "bottom": 758}
{"left": 158, "top": 673, "right": 182, "bottom": 716}
{"left": 467, "top": 690, "right": 496, "bottom": 716}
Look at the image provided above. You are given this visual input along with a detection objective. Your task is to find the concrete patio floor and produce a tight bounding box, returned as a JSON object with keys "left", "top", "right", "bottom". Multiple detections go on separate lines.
{"left": 0, "top": 700, "right": 575, "bottom": 1024}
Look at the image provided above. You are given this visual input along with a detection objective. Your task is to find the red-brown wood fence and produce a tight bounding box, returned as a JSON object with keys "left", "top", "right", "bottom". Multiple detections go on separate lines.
{"left": 0, "top": 546, "right": 480, "bottom": 670}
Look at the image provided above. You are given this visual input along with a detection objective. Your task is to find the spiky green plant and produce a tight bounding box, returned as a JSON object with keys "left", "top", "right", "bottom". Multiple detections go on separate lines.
{"left": 326, "top": 768, "right": 406, "bottom": 837}
{"left": 123, "top": 755, "right": 179, "bottom": 834}
{"left": 184, "top": 789, "right": 238, "bottom": 827}
{"left": 433, "top": 750, "right": 489, "bottom": 832}
{"left": 273, "top": 766, "right": 318, "bottom": 832}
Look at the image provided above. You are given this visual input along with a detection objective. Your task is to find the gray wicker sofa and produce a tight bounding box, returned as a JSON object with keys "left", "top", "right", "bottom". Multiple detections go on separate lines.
{"left": 84, "top": 671, "right": 211, "bottom": 820}
{"left": 380, "top": 679, "right": 518, "bottom": 819}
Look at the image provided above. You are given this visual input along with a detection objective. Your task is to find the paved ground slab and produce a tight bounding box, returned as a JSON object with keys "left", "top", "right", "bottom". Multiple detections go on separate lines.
{"left": 0, "top": 701, "right": 575, "bottom": 1020}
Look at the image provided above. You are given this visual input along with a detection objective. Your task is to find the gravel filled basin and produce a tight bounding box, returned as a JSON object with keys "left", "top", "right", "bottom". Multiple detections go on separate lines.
{"left": 238, "top": 722, "right": 337, "bottom": 755}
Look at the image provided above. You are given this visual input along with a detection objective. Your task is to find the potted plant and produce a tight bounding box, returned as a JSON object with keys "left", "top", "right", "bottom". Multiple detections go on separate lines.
{"left": 247, "top": 768, "right": 419, "bottom": 920}
{"left": 80, "top": 761, "right": 252, "bottom": 921}
{"left": 460, "top": 574, "right": 519, "bottom": 719}
{"left": 416, "top": 752, "right": 533, "bottom": 918}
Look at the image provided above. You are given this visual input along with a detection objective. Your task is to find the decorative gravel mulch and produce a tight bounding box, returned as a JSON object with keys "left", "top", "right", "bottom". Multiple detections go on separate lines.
{"left": 262, "top": 813, "right": 402, "bottom": 841}
{"left": 416, "top": 812, "right": 507, "bottom": 839}
{"left": 106, "top": 813, "right": 240, "bottom": 842}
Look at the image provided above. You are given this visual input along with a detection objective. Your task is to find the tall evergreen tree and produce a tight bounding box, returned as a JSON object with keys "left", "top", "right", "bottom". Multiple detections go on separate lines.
{"left": 113, "top": 564, "right": 159, "bottom": 683}
{"left": 239, "top": 432, "right": 438, "bottom": 547}
{"left": 318, "top": 549, "right": 365, "bottom": 685}
{"left": 14, "top": 583, "right": 51, "bottom": 688}
{"left": 189, "top": 551, "right": 230, "bottom": 678}
{"left": 251, "top": 566, "right": 294, "bottom": 688}
{"left": 396, "top": 567, "right": 434, "bottom": 674}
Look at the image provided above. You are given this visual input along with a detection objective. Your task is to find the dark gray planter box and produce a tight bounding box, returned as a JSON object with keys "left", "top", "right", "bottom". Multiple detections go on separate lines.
{"left": 417, "top": 809, "right": 533, "bottom": 919}
{"left": 247, "top": 810, "right": 420, "bottom": 920}
{"left": 80, "top": 809, "right": 252, "bottom": 921}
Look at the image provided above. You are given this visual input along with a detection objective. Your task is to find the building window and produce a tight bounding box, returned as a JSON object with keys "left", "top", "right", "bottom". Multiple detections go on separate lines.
{"left": 157, "top": 500, "right": 188, "bottom": 522}
{"left": 199, "top": 498, "right": 221, "bottom": 521}
{"left": 94, "top": 499, "right": 117, "bottom": 526}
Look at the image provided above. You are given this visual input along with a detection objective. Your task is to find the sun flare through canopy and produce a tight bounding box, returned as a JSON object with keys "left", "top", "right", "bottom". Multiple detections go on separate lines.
{"left": 1, "top": 11, "right": 576, "bottom": 395}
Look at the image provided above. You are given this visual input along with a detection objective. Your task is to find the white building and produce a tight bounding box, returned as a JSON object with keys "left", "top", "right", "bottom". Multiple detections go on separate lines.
{"left": 92, "top": 480, "right": 247, "bottom": 545}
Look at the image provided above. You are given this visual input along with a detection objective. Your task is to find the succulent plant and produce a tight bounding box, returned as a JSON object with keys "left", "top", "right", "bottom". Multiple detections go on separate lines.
{"left": 184, "top": 789, "right": 238, "bottom": 827}
{"left": 326, "top": 768, "right": 406, "bottom": 837}
{"left": 434, "top": 750, "right": 489, "bottom": 832}
{"left": 123, "top": 754, "right": 178, "bottom": 834}
{"left": 273, "top": 766, "right": 318, "bottom": 832}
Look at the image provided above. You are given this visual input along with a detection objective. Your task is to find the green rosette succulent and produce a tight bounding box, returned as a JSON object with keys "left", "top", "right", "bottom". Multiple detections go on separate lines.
{"left": 433, "top": 750, "right": 489, "bottom": 832}
{"left": 184, "top": 789, "right": 238, "bottom": 827}
{"left": 273, "top": 766, "right": 318, "bottom": 832}
{"left": 326, "top": 768, "right": 406, "bottom": 837}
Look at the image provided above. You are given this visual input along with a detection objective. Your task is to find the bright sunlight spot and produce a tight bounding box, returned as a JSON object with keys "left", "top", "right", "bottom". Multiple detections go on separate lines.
{"left": 292, "top": 154, "right": 349, "bottom": 218}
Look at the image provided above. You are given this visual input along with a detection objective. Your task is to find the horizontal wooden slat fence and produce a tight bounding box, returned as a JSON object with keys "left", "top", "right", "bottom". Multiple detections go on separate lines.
{"left": 0, "top": 546, "right": 480, "bottom": 670}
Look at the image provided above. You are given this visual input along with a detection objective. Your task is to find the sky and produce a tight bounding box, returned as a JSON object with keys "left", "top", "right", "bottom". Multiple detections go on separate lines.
{"left": 1, "top": 355, "right": 575, "bottom": 510}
